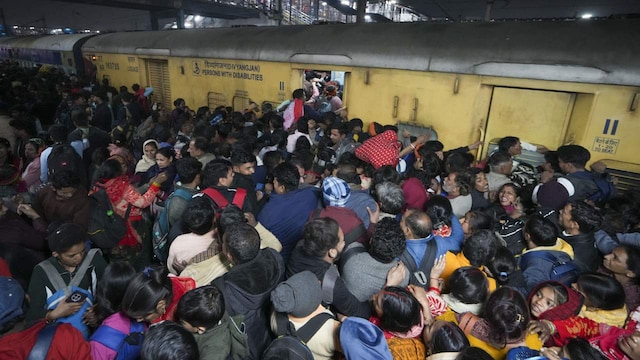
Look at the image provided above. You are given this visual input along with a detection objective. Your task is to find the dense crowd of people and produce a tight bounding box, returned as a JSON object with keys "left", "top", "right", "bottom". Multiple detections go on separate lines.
{"left": 0, "top": 62, "right": 639, "bottom": 360}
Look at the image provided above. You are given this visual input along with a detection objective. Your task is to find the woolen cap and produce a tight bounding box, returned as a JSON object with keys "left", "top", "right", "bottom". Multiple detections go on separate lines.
{"left": 532, "top": 177, "right": 575, "bottom": 210}
{"left": 322, "top": 176, "right": 351, "bottom": 207}
{"left": 271, "top": 271, "right": 321, "bottom": 318}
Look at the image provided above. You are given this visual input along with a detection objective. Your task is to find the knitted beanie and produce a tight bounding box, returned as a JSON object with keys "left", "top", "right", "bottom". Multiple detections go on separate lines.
{"left": 271, "top": 271, "right": 321, "bottom": 318}
{"left": 532, "top": 177, "right": 575, "bottom": 210}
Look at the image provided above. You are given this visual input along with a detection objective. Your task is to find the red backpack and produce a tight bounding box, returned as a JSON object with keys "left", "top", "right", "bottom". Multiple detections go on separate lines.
{"left": 202, "top": 188, "right": 247, "bottom": 217}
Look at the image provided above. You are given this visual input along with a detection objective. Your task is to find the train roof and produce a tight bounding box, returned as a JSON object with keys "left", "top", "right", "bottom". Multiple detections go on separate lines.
{"left": 0, "top": 34, "right": 95, "bottom": 52}
{"left": 82, "top": 20, "right": 640, "bottom": 86}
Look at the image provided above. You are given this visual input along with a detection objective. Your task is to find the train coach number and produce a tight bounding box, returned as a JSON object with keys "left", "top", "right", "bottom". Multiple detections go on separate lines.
{"left": 105, "top": 62, "right": 120, "bottom": 70}
{"left": 592, "top": 137, "right": 619, "bottom": 154}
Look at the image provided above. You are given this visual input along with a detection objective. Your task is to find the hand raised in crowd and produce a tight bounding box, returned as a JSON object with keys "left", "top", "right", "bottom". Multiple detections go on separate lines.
{"left": 17, "top": 204, "right": 40, "bottom": 220}
{"left": 83, "top": 305, "right": 99, "bottom": 327}
{"left": 429, "top": 255, "right": 446, "bottom": 290}
{"left": 529, "top": 320, "right": 553, "bottom": 343}
{"left": 151, "top": 172, "right": 169, "bottom": 185}
{"left": 385, "top": 261, "right": 407, "bottom": 287}
{"left": 407, "top": 285, "right": 428, "bottom": 306}
{"left": 366, "top": 203, "right": 381, "bottom": 225}
{"left": 244, "top": 212, "right": 257, "bottom": 227}
{"left": 468, "top": 140, "right": 484, "bottom": 150}
{"left": 407, "top": 285, "right": 434, "bottom": 325}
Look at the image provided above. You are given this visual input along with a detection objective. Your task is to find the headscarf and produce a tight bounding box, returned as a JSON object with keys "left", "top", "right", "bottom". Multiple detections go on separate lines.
{"left": 135, "top": 139, "right": 159, "bottom": 173}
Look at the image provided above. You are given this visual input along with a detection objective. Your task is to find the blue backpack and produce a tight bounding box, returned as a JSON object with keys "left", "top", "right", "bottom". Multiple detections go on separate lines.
{"left": 38, "top": 248, "right": 101, "bottom": 339}
{"left": 152, "top": 188, "right": 193, "bottom": 263}
{"left": 520, "top": 251, "right": 580, "bottom": 286}
{"left": 91, "top": 319, "right": 145, "bottom": 360}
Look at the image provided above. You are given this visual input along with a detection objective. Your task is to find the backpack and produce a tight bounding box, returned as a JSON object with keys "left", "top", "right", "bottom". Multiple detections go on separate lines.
{"left": 90, "top": 319, "right": 145, "bottom": 360}
{"left": 520, "top": 251, "right": 580, "bottom": 286}
{"left": 202, "top": 188, "right": 247, "bottom": 216}
{"left": 46, "top": 144, "right": 87, "bottom": 186}
{"left": 400, "top": 239, "right": 438, "bottom": 287}
{"left": 87, "top": 187, "right": 132, "bottom": 249}
{"left": 213, "top": 275, "right": 272, "bottom": 360}
{"left": 570, "top": 170, "right": 616, "bottom": 204}
{"left": 314, "top": 95, "right": 332, "bottom": 114}
{"left": 111, "top": 106, "right": 136, "bottom": 146}
{"left": 37, "top": 248, "right": 101, "bottom": 339}
{"left": 152, "top": 188, "right": 193, "bottom": 264}
{"left": 262, "top": 312, "right": 333, "bottom": 360}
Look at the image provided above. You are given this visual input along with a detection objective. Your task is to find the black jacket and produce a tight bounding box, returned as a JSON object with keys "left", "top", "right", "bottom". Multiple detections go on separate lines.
{"left": 213, "top": 248, "right": 285, "bottom": 360}
{"left": 561, "top": 231, "right": 601, "bottom": 273}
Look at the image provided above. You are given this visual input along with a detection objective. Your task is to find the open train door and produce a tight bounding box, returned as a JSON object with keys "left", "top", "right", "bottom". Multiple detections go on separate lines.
{"left": 481, "top": 87, "right": 575, "bottom": 166}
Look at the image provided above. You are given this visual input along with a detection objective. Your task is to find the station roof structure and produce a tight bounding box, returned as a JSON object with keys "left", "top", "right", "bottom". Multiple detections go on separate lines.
{"left": 47, "top": 0, "right": 640, "bottom": 21}
{"left": 397, "top": 0, "right": 640, "bottom": 21}
{"left": 50, "top": 0, "right": 262, "bottom": 20}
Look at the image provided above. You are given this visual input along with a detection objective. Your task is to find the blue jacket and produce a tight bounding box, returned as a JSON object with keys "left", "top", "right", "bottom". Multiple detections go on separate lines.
{"left": 258, "top": 187, "right": 319, "bottom": 262}
{"left": 519, "top": 239, "right": 574, "bottom": 291}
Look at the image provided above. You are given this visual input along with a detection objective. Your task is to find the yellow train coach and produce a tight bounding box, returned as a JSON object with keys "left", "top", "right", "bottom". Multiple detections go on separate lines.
{"left": 81, "top": 20, "right": 640, "bottom": 187}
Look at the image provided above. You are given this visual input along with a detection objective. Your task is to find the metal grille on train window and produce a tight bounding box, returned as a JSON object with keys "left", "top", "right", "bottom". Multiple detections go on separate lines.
{"left": 207, "top": 92, "right": 227, "bottom": 112}
{"left": 233, "top": 96, "right": 251, "bottom": 112}
{"left": 146, "top": 59, "right": 172, "bottom": 111}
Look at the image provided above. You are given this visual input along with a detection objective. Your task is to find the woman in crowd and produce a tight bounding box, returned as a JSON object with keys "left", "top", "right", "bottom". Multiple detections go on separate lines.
{"left": 93, "top": 158, "right": 168, "bottom": 267}
{"left": 21, "top": 137, "right": 45, "bottom": 193}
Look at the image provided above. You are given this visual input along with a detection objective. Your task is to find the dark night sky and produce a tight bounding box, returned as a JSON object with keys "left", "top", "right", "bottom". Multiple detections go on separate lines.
{"left": 2, "top": 0, "right": 640, "bottom": 32}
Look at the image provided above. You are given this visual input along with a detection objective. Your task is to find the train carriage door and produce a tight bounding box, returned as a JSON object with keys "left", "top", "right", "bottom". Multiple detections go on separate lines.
{"left": 483, "top": 87, "right": 575, "bottom": 162}
{"left": 303, "top": 69, "right": 346, "bottom": 113}
{"left": 145, "top": 59, "right": 172, "bottom": 111}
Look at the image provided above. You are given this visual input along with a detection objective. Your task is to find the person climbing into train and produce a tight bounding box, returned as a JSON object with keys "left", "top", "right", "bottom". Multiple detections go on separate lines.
{"left": 281, "top": 88, "right": 305, "bottom": 131}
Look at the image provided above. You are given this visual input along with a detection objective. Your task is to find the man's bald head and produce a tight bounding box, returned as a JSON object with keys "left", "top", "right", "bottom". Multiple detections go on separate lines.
{"left": 402, "top": 209, "right": 433, "bottom": 239}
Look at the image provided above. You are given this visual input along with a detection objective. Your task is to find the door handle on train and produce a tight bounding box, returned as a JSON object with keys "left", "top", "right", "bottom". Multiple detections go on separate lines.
{"left": 393, "top": 96, "right": 399, "bottom": 118}
{"left": 477, "top": 126, "right": 485, "bottom": 161}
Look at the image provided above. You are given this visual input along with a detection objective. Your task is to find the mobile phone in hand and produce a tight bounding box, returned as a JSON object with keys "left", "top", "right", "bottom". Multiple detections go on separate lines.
{"left": 66, "top": 291, "right": 88, "bottom": 303}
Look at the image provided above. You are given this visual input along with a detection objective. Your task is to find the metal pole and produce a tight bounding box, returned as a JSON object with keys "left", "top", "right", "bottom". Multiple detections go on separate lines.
{"left": 484, "top": 0, "right": 494, "bottom": 22}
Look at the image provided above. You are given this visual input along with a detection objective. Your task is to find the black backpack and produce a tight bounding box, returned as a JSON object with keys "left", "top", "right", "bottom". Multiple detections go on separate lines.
{"left": 262, "top": 312, "right": 333, "bottom": 360}
{"left": 87, "top": 187, "right": 131, "bottom": 249}
{"left": 399, "top": 240, "right": 438, "bottom": 287}
{"left": 520, "top": 251, "right": 580, "bottom": 286}
{"left": 47, "top": 144, "right": 87, "bottom": 187}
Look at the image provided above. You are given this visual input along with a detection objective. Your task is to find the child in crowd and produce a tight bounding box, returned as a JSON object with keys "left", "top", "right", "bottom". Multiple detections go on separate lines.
{"left": 26, "top": 223, "right": 107, "bottom": 338}
{"left": 90, "top": 266, "right": 173, "bottom": 359}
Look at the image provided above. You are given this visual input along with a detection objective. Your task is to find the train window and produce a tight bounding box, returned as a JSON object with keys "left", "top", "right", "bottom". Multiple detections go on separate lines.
{"left": 208, "top": 92, "right": 227, "bottom": 111}
{"left": 303, "top": 69, "right": 346, "bottom": 113}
